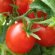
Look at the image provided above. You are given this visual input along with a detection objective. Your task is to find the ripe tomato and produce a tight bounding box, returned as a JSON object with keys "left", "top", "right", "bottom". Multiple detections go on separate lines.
{"left": 32, "top": 24, "right": 55, "bottom": 47}
{"left": 37, "top": 11, "right": 47, "bottom": 19}
{"left": 6, "top": 23, "right": 36, "bottom": 53}
{"left": 27, "top": 12, "right": 35, "bottom": 19}
{"left": 15, "top": 0, "right": 29, "bottom": 15}
{"left": 27, "top": 11, "right": 47, "bottom": 19}
{"left": 0, "top": 0, "right": 13, "bottom": 13}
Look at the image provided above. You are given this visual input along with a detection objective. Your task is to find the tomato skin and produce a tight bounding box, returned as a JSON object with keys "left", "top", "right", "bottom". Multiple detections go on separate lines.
{"left": 15, "top": 0, "right": 33, "bottom": 15}
{"left": 32, "top": 24, "right": 55, "bottom": 47}
{"left": 27, "top": 12, "right": 35, "bottom": 19}
{"left": 6, "top": 23, "right": 36, "bottom": 53}
{"left": 0, "top": 0, "right": 13, "bottom": 13}
{"left": 37, "top": 11, "right": 47, "bottom": 19}
{"left": 15, "top": 0, "right": 29, "bottom": 15}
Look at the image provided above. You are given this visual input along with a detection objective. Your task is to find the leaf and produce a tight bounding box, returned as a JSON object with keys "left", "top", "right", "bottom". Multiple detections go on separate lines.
{"left": 6, "top": 51, "right": 12, "bottom": 55}
{"left": 41, "top": 0, "right": 55, "bottom": 14}
{"left": 41, "top": 46, "right": 55, "bottom": 55}
{"left": 25, "top": 44, "right": 41, "bottom": 55}
{"left": 0, "top": 23, "right": 7, "bottom": 43}
{"left": 0, "top": 25, "right": 3, "bottom": 35}
{"left": 0, "top": 14, "right": 6, "bottom": 25}
{"left": 0, "top": 14, "right": 7, "bottom": 43}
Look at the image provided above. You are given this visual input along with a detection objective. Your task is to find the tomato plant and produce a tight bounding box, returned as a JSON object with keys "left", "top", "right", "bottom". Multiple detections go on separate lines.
{"left": 6, "top": 22, "right": 36, "bottom": 53}
{"left": 0, "top": 0, "right": 55, "bottom": 55}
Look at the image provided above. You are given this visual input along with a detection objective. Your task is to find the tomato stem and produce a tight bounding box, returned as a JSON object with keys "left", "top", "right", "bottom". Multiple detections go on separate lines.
{"left": 31, "top": 28, "right": 41, "bottom": 32}
{"left": 30, "top": 32, "right": 41, "bottom": 40}
{"left": 35, "top": 17, "right": 55, "bottom": 27}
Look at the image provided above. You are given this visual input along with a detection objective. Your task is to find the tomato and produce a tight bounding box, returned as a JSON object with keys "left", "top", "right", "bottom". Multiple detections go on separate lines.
{"left": 0, "top": 0, "right": 13, "bottom": 13}
{"left": 6, "top": 23, "right": 36, "bottom": 53}
{"left": 15, "top": 0, "right": 29, "bottom": 15}
{"left": 32, "top": 24, "right": 55, "bottom": 47}
{"left": 27, "top": 11, "right": 47, "bottom": 19}
{"left": 15, "top": 0, "right": 33, "bottom": 15}
{"left": 37, "top": 11, "right": 47, "bottom": 19}
{"left": 27, "top": 12, "right": 35, "bottom": 19}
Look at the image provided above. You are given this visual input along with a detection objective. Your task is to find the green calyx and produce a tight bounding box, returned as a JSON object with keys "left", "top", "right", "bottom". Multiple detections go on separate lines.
{"left": 26, "top": 30, "right": 41, "bottom": 40}
{"left": 24, "top": 21, "right": 41, "bottom": 40}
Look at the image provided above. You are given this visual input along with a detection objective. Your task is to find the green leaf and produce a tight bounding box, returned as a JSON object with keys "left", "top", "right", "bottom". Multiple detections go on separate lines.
{"left": 41, "top": 46, "right": 55, "bottom": 55}
{"left": 42, "top": 0, "right": 55, "bottom": 14}
{"left": 0, "top": 14, "right": 6, "bottom": 25}
{"left": 0, "top": 14, "right": 8, "bottom": 43}
{"left": 0, "top": 24, "right": 7, "bottom": 43}
{"left": 25, "top": 44, "right": 41, "bottom": 55}
{"left": 0, "top": 14, "right": 6, "bottom": 37}
{"left": 0, "top": 25, "right": 3, "bottom": 35}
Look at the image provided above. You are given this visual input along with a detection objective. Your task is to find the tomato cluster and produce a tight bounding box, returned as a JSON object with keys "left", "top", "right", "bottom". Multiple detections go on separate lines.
{"left": 0, "top": 0, "right": 55, "bottom": 54}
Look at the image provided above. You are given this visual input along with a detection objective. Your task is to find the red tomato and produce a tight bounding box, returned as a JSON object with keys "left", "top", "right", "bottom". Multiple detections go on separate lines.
{"left": 6, "top": 23, "right": 36, "bottom": 53}
{"left": 0, "top": 0, "right": 13, "bottom": 13}
{"left": 37, "top": 11, "right": 47, "bottom": 19}
{"left": 15, "top": 0, "right": 29, "bottom": 15}
{"left": 32, "top": 24, "right": 55, "bottom": 47}
{"left": 27, "top": 11, "right": 47, "bottom": 19}
{"left": 27, "top": 12, "right": 35, "bottom": 19}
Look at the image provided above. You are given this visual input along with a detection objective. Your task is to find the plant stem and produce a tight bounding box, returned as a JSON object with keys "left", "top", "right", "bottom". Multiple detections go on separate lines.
{"left": 34, "top": 17, "right": 55, "bottom": 26}
{"left": 30, "top": 32, "right": 41, "bottom": 40}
